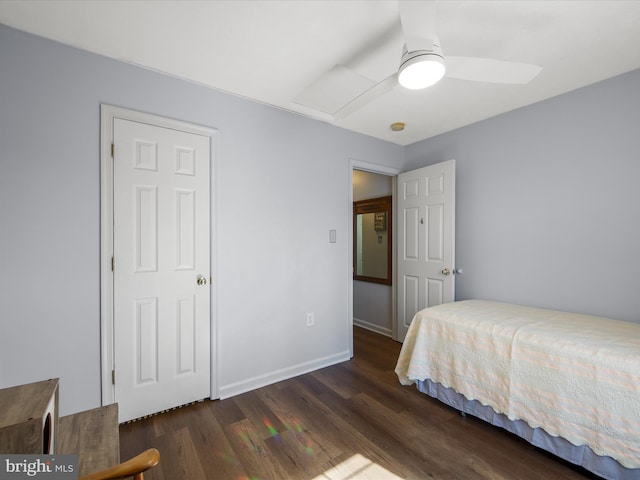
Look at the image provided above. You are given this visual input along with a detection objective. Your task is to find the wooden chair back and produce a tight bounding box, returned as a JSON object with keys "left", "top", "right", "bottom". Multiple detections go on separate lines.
{"left": 80, "top": 448, "right": 160, "bottom": 480}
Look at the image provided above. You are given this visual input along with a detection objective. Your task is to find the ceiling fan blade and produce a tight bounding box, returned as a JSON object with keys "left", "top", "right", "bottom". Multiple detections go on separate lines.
{"left": 446, "top": 56, "right": 542, "bottom": 84}
{"left": 398, "top": 0, "right": 437, "bottom": 51}
{"left": 334, "top": 74, "right": 398, "bottom": 119}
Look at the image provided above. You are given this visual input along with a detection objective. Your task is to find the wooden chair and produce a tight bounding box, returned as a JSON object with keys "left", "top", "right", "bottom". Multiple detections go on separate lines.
{"left": 80, "top": 448, "right": 160, "bottom": 480}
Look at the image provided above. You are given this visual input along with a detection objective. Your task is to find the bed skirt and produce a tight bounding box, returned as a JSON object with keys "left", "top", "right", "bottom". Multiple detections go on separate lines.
{"left": 416, "top": 378, "right": 639, "bottom": 480}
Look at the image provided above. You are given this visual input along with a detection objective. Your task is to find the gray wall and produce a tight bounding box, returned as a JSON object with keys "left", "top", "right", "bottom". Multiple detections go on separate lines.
{"left": 405, "top": 68, "right": 640, "bottom": 323}
{"left": 2, "top": 21, "right": 639, "bottom": 416}
{"left": 0, "top": 24, "right": 404, "bottom": 415}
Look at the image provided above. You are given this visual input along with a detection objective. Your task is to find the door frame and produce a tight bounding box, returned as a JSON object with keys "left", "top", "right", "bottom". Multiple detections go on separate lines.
{"left": 100, "top": 104, "right": 219, "bottom": 406}
{"left": 348, "top": 159, "right": 400, "bottom": 355}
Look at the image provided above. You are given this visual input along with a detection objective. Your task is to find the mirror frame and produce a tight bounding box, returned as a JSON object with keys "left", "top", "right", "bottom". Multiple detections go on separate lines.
{"left": 353, "top": 195, "right": 392, "bottom": 285}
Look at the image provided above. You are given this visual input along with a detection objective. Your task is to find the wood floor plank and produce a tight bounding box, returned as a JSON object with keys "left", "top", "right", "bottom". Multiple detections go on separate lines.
{"left": 119, "top": 326, "right": 600, "bottom": 480}
{"left": 256, "top": 383, "right": 344, "bottom": 461}
{"left": 263, "top": 427, "right": 331, "bottom": 479}
{"left": 284, "top": 380, "right": 422, "bottom": 479}
{"left": 232, "top": 389, "right": 289, "bottom": 441}
{"left": 310, "top": 367, "right": 360, "bottom": 400}
{"left": 186, "top": 402, "right": 249, "bottom": 479}
{"left": 309, "top": 384, "right": 459, "bottom": 479}
{"left": 223, "top": 418, "right": 291, "bottom": 480}
{"left": 261, "top": 379, "right": 395, "bottom": 471}
{"left": 153, "top": 426, "right": 205, "bottom": 480}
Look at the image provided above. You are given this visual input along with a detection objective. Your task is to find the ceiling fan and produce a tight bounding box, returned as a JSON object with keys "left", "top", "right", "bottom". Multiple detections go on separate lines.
{"left": 294, "top": 1, "right": 542, "bottom": 119}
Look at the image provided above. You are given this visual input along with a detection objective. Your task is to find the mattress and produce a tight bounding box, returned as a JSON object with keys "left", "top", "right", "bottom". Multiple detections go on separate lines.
{"left": 395, "top": 300, "right": 640, "bottom": 478}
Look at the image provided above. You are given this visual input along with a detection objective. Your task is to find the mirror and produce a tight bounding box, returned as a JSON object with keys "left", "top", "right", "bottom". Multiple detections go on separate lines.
{"left": 353, "top": 195, "right": 392, "bottom": 285}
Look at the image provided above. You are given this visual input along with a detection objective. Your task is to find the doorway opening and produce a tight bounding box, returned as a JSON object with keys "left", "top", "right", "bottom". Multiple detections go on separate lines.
{"left": 353, "top": 172, "right": 393, "bottom": 336}
{"left": 348, "top": 160, "right": 400, "bottom": 356}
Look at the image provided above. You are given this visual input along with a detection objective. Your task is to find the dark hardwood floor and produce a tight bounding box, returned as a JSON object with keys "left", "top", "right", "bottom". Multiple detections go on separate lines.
{"left": 120, "top": 326, "right": 600, "bottom": 479}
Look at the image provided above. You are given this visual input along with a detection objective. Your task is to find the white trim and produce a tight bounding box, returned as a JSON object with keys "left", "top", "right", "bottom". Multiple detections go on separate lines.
{"left": 353, "top": 318, "right": 393, "bottom": 337}
{"left": 209, "top": 121, "right": 220, "bottom": 401}
{"left": 348, "top": 159, "right": 401, "bottom": 355}
{"left": 350, "top": 159, "right": 401, "bottom": 177}
{"left": 99, "top": 107, "right": 114, "bottom": 406}
{"left": 219, "top": 351, "right": 351, "bottom": 399}
{"left": 99, "top": 104, "right": 219, "bottom": 406}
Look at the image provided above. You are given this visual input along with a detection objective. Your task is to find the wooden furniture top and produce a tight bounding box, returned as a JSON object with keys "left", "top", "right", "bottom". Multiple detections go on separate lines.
{"left": 58, "top": 404, "right": 120, "bottom": 478}
{"left": 0, "top": 378, "right": 58, "bottom": 429}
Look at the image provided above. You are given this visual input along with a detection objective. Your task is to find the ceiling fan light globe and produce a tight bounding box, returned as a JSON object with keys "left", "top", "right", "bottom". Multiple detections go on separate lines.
{"left": 398, "top": 53, "right": 446, "bottom": 90}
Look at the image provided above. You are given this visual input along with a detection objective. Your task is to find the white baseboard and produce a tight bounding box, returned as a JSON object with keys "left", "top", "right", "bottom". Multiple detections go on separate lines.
{"left": 353, "top": 317, "right": 392, "bottom": 337}
{"left": 219, "top": 350, "right": 351, "bottom": 399}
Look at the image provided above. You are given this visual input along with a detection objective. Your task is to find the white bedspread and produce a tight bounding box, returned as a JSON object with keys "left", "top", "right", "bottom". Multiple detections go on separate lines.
{"left": 395, "top": 300, "right": 640, "bottom": 469}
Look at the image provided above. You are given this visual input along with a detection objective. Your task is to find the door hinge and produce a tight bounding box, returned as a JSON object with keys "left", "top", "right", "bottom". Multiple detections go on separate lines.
{"left": 111, "top": 369, "right": 116, "bottom": 385}
{"left": 111, "top": 256, "right": 115, "bottom": 271}
{"left": 111, "top": 143, "right": 114, "bottom": 158}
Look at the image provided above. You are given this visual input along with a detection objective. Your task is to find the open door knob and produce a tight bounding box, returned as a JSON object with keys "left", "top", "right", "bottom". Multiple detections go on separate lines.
{"left": 196, "top": 275, "right": 207, "bottom": 286}
{"left": 441, "top": 268, "right": 451, "bottom": 276}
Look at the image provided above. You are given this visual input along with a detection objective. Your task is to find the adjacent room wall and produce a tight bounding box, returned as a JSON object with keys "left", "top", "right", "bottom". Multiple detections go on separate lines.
{"left": 0, "top": 24, "right": 404, "bottom": 415}
{"left": 352, "top": 170, "right": 393, "bottom": 336}
{"left": 404, "top": 68, "right": 640, "bottom": 323}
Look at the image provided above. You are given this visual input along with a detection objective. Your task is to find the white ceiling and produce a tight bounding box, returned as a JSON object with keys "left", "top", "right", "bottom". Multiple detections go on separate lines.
{"left": 1, "top": 0, "right": 640, "bottom": 146}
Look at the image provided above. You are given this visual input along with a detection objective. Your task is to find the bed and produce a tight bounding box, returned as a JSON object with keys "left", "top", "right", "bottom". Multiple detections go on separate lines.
{"left": 395, "top": 300, "right": 640, "bottom": 480}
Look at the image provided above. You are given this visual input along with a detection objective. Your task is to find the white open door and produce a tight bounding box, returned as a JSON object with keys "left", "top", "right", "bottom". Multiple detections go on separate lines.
{"left": 106, "top": 112, "right": 213, "bottom": 422}
{"left": 396, "top": 160, "right": 456, "bottom": 342}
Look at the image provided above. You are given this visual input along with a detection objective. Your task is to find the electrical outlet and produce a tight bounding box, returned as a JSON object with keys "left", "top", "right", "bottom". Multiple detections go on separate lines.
{"left": 306, "top": 312, "right": 314, "bottom": 326}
